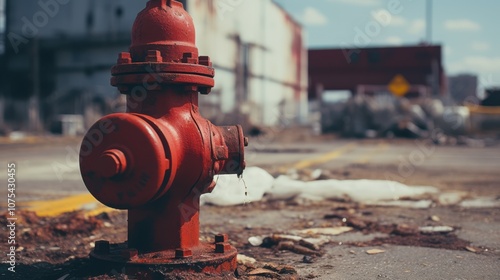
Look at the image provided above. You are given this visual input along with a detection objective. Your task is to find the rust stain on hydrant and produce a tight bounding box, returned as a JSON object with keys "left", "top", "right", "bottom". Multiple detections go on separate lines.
{"left": 79, "top": 0, "right": 247, "bottom": 276}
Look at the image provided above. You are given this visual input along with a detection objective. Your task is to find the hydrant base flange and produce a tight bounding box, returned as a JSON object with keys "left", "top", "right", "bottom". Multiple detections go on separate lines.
{"left": 90, "top": 241, "right": 237, "bottom": 276}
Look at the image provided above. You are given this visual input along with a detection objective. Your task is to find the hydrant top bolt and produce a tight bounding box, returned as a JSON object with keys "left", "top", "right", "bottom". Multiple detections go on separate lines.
{"left": 175, "top": 248, "right": 193, "bottom": 259}
{"left": 181, "top": 52, "right": 198, "bottom": 64}
{"left": 146, "top": 50, "right": 163, "bottom": 62}
{"left": 94, "top": 240, "right": 110, "bottom": 254}
{"left": 199, "top": 56, "right": 212, "bottom": 67}
{"left": 199, "top": 87, "right": 211, "bottom": 95}
{"left": 98, "top": 149, "right": 127, "bottom": 178}
{"left": 118, "top": 52, "right": 132, "bottom": 64}
{"left": 215, "top": 243, "right": 231, "bottom": 254}
{"left": 214, "top": 234, "right": 228, "bottom": 243}
{"left": 244, "top": 137, "right": 249, "bottom": 147}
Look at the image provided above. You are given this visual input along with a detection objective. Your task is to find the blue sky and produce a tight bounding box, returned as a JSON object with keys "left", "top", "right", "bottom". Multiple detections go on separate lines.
{"left": 274, "top": 0, "right": 500, "bottom": 88}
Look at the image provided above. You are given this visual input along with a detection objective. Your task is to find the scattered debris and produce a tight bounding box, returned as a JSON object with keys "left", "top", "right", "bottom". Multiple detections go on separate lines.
{"left": 366, "top": 249, "right": 385, "bottom": 255}
{"left": 430, "top": 215, "right": 441, "bottom": 222}
{"left": 419, "top": 226, "right": 454, "bottom": 234}
{"left": 438, "top": 191, "right": 469, "bottom": 206}
{"left": 299, "top": 239, "right": 321, "bottom": 251}
{"left": 302, "top": 255, "right": 317, "bottom": 264}
{"left": 367, "top": 200, "right": 434, "bottom": 209}
{"left": 294, "top": 227, "right": 353, "bottom": 236}
{"left": 459, "top": 197, "right": 500, "bottom": 208}
{"left": 247, "top": 268, "right": 280, "bottom": 277}
{"left": 277, "top": 241, "right": 323, "bottom": 256}
{"left": 270, "top": 234, "right": 303, "bottom": 242}
{"left": 237, "top": 254, "right": 257, "bottom": 265}
{"left": 248, "top": 236, "right": 264, "bottom": 246}
{"left": 465, "top": 246, "right": 478, "bottom": 253}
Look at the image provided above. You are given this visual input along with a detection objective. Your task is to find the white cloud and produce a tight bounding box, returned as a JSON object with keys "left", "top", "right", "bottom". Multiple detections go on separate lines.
{"left": 471, "top": 42, "right": 490, "bottom": 51}
{"left": 408, "top": 19, "right": 425, "bottom": 35}
{"left": 444, "top": 19, "right": 481, "bottom": 31}
{"left": 449, "top": 56, "right": 500, "bottom": 75}
{"left": 330, "top": 0, "right": 381, "bottom": 7}
{"left": 445, "top": 46, "right": 454, "bottom": 56}
{"left": 300, "top": 7, "right": 328, "bottom": 26}
{"left": 385, "top": 36, "right": 403, "bottom": 45}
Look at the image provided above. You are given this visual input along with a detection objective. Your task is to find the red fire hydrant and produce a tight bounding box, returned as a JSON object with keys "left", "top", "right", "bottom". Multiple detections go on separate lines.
{"left": 79, "top": 0, "right": 246, "bottom": 276}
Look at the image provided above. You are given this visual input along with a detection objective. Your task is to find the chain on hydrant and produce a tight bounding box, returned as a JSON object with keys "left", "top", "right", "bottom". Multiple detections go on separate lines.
{"left": 79, "top": 0, "right": 247, "bottom": 276}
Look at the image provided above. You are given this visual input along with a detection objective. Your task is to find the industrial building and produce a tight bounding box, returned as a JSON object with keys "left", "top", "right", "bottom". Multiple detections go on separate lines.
{"left": 0, "top": 0, "right": 307, "bottom": 134}
{"left": 308, "top": 45, "right": 446, "bottom": 137}
{"left": 309, "top": 45, "right": 445, "bottom": 99}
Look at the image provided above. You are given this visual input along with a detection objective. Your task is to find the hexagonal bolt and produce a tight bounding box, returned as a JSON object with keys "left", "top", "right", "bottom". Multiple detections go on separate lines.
{"left": 175, "top": 248, "right": 193, "bottom": 259}
{"left": 199, "top": 87, "right": 211, "bottom": 95}
{"left": 215, "top": 234, "right": 228, "bottom": 243}
{"left": 121, "top": 248, "right": 138, "bottom": 260}
{"left": 215, "top": 242, "right": 231, "bottom": 253}
{"left": 118, "top": 52, "right": 132, "bottom": 64}
{"left": 244, "top": 137, "right": 249, "bottom": 147}
{"left": 94, "top": 240, "right": 110, "bottom": 254}
{"left": 199, "top": 56, "right": 212, "bottom": 67}
{"left": 146, "top": 50, "right": 163, "bottom": 62}
{"left": 181, "top": 52, "right": 198, "bottom": 64}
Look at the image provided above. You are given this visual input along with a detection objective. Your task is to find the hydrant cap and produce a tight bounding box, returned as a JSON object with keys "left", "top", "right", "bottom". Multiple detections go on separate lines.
{"left": 80, "top": 114, "right": 175, "bottom": 209}
{"left": 131, "top": 0, "right": 198, "bottom": 62}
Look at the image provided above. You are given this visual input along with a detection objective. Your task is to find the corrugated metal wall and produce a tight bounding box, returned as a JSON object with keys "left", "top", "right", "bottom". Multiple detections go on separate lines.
{"left": 188, "top": 0, "right": 308, "bottom": 126}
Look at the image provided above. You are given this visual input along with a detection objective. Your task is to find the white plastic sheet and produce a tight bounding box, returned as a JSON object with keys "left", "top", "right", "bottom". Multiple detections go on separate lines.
{"left": 268, "top": 175, "right": 438, "bottom": 203}
{"left": 201, "top": 167, "right": 438, "bottom": 206}
{"left": 201, "top": 167, "right": 274, "bottom": 206}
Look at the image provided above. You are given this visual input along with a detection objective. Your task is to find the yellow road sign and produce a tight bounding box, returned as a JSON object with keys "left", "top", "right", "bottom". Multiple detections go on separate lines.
{"left": 388, "top": 74, "right": 410, "bottom": 97}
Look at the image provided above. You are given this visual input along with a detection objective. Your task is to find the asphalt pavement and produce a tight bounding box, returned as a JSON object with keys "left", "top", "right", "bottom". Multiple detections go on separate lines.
{"left": 0, "top": 135, "right": 499, "bottom": 279}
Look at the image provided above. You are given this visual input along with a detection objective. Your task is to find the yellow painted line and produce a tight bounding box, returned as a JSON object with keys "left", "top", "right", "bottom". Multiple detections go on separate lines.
{"left": 279, "top": 143, "right": 357, "bottom": 172}
{"left": 356, "top": 142, "right": 389, "bottom": 164}
{"left": 22, "top": 193, "right": 115, "bottom": 217}
{"left": 0, "top": 136, "right": 41, "bottom": 144}
{"left": 467, "top": 105, "right": 500, "bottom": 115}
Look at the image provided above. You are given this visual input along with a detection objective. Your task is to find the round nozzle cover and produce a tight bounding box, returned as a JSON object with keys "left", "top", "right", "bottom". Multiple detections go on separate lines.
{"left": 80, "top": 113, "right": 173, "bottom": 209}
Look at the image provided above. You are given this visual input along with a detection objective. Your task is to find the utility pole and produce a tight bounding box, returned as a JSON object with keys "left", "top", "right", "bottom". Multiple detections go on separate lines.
{"left": 426, "top": 0, "right": 433, "bottom": 44}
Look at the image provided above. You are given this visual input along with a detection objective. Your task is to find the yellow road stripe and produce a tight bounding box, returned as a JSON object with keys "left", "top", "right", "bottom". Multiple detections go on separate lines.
{"left": 279, "top": 143, "right": 357, "bottom": 172}
{"left": 467, "top": 105, "right": 500, "bottom": 115}
{"left": 356, "top": 142, "right": 389, "bottom": 164}
{"left": 22, "top": 193, "right": 115, "bottom": 217}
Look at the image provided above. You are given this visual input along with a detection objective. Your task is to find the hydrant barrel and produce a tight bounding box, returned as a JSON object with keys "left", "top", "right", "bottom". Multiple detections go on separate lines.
{"left": 79, "top": 0, "right": 245, "bottom": 275}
